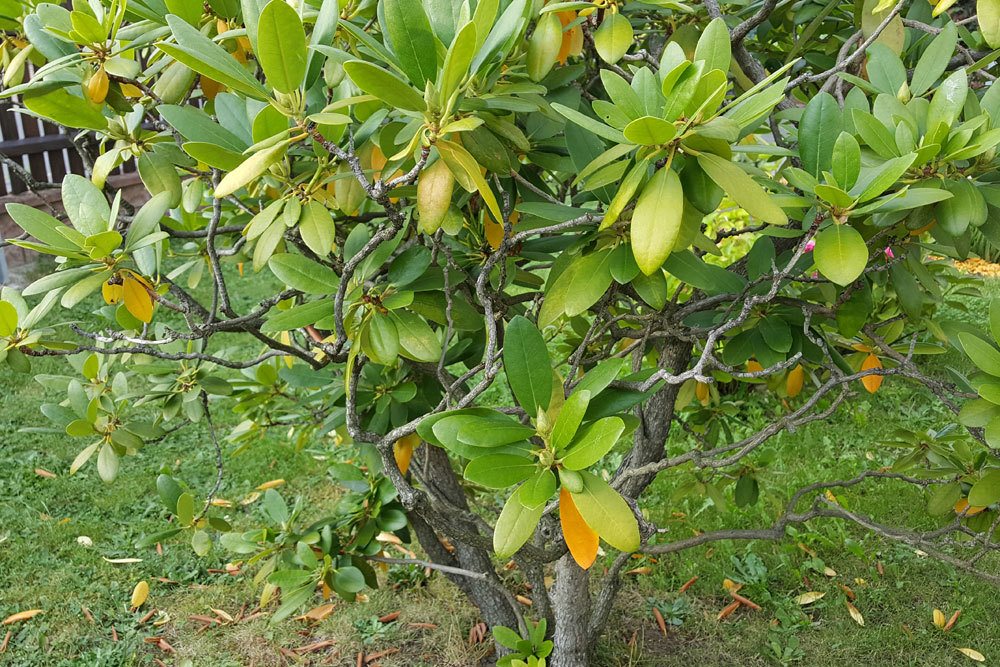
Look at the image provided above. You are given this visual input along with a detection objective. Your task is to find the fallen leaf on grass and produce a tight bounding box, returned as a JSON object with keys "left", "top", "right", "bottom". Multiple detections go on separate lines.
{"left": 794, "top": 592, "right": 825, "bottom": 605}
{"left": 378, "top": 611, "right": 400, "bottom": 624}
{"left": 103, "top": 557, "right": 143, "bottom": 564}
{"left": 957, "top": 648, "right": 986, "bottom": 662}
{"left": 846, "top": 602, "right": 864, "bottom": 626}
{"left": 407, "top": 622, "right": 438, "bottom": 630}
{"left": 626, "top": 567, "right": 652, "bottom": 575}
{"left": 295, "top": 604, "right": 335, "bottom": 622}
{"left": 3, "top": 610, "right": 43, "bottom": 625}
{"left": 933, "top": 608, "right": 946, "bottom": 629}
{"left": 652, "top": 607, "right": 667, "bottom": 636}
{"left": 717, "top": 600, "right": 740, "bottom": 620}
{"left": 34, "top": 468, "right": 56, "bottom": 479}
{"left": 945, "top": 610, "right": 962, "bottom": 632}
{"left": 678, "top": 576, "right": 698, "bottom": 593}
{"left": 256, "top": 479, "right": 285, "bottom": 491}
{"left": 130, "top": 581, "right": 149, "bottom": 610}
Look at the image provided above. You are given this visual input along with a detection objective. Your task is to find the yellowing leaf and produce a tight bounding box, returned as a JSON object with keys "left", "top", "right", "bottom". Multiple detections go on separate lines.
{"left": 861, "top": 353, "right": 883, "bottom": 393}
{"left": 933, "top": 608, "right": 946, "bottom": 628}
{"left": 256, "top": 479, "right": 285, "bottom": 491}
{"left": 559, "top": 487, "right": 599, "bottom": 570}
{"left": 786, "top": 364, "right": 804, "bottom": 398}
{"left": 103, "top": 557, "right": 143, "bottom": 564}
{"left": 957, "top": 648, "right": 986, "bottom": 662}
{"left": 394, "top": 434, "right": 421, "bottom": 475}
{"left": 102, "top": 280, "right": 122, "bottom": 304}
{"left": 130, "top": 581, "right": 149, "bottom": 610}
{"left": 122, "top": 274, "right": 153, "bottom": 323}
{"left": 794, "top": 591, "right": 825, "bottom": 605}
{"left": 846, "top": 601, "right": 865, "bottom": 626}
{"left": 3, "top": 609, "right": 44, "bottom": 624}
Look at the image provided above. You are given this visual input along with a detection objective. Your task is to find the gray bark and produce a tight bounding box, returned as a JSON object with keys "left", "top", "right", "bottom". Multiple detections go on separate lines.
{"left": 550, "top": 555, "right": 591, "bottom": 667}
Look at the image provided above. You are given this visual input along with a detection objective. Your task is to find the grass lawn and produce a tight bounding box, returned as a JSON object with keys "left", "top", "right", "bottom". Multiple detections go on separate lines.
{"left": 2, "top": 268, "right": 1000, "bottom": 666}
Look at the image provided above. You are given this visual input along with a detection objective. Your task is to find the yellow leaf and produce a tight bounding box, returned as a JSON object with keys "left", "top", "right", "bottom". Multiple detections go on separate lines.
{"left": 846, "top": 602, "right": 864, "bottom": 626}
{"left": 786, "top": 364, "right": 804, "bottom": 398}
{"left": 957, "top": 648, "right": 986, "bottom": 662}
{"left": 695, "top": 381, "right": 710, "bottom": 405}
{"left": 746, "top": 360, "right": 764, "bottom": 373}
{"left": 122, "top": 274, "right": 154, "bottom": 323}
{"left": 103, "top": 557, "right": 143, "bottom": 564}
{"left": 559, "top": 487, "right": 599, "bottom": 570}
{"left": 794, "top": 591, "right": 825, "bottom": 605}
{"left": 85, "top": 66, "right": 109, "bottom": 104}
{"left": 3, "top": 609, "right": 44, "bottom": 624}
{"left": 256, "top": 479, "right": 285, "bottom": 491}
{"left": 130, "top": 581, "right": 150, "bottom": 610}
{"left": 933, "top": 608, "right": 946, "bottom": 628}
{"left": 823, "top": 566, "right": 837, "bottom": 577}
{"left": 722, "top": 578, "right": 742, "bottom": 593}
{"left": 102, "top": 281, "right": 122, "bottom": 304}
{"left": 860, "top": 353, "right": 883, "bottom": 393}
{"left": 394, "top": 433, "right": 421, "bottom": 475}
{"left": 120, "top": 83, "right": 143, "bottom": 98}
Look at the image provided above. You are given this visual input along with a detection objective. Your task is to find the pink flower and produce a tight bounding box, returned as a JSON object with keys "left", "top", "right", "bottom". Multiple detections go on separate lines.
{"left": 803, "top": 239, "right": 816, "bottom": 252}
{"left": 884, "top": 246, "right": 895, "bottom": 260}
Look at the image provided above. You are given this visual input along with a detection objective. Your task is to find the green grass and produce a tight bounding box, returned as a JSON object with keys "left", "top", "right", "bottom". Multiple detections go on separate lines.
{"left": 3, "top": 273, "right": 1000, "bottom": 666}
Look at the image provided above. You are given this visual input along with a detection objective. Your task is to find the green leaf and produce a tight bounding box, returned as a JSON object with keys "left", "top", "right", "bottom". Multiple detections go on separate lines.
{"left": 571, "top": 471, "right": 639, "bottom": 552}
{"left": 959, "top": 332, "right": 1000, "bottom": 376}
{"left": 594, "top": 12, "right": 632, "bottom": 64}
{"left": 390, "top": 309, "right": 442, "bottom": 362}
{"left": 298, "top": 200, "right": 335, "bottom": 258}
{"left": 261, "top": 300, "right": 334, "bottom": 333}
{"left": 159, "top": 15, "right": 268, "bottom": 99}
{"left": 968, "top": 469, "right": 1000, "bottom": 507}
{"left": 631, "top": 167, "right": 684, "bottom": 275}
{"left": 493, "top": 492, "right": 544, "bottom": 558}
{"left": 256, "top": 0, "right": 307, "bottom": 93}
{"left": 560, "top": 417, "right": 626, "bottom": 471}
{"left": 465, "top": 454, "right": 537, "bottom": 488}
{"left": 6, "top": 203, "right": 83, "bottom": 250}
{"left": 926, "top": 69, "right": 968, "bottom": 133}
{"left": 697, "top": 153, "right": 787, "bottom": 225}
{"left": 550, "top": 390, "right": 591, "bottom": 452}
{"left": 813, "top": 224, "right": 868, "bottom": 286}
{"left": 22, "top": 87, "right": 107, "bottom": 130}
{"left": 0, "top": 301, "right": 18, "bottom": 336}
{"left": 831, "top": 132, "right": 861, "bottom": 191}
{"left": 268, "top": 254, "right": 340, "bottom": 294}
{"left": 504, "top": 315, "right": 552, "bottom": 415}
{"left": 518, "top": 469, "right": 557, "bottom": 508}
{"left": 262, "top": 488, "right": 289, "bottom": 524}
{"left": 911, "top": 21, "right": 958, "bottom": 96}
{"left": 927, "top": 482, "right": 962, "bottom": 516}
{"left": 694, "top": 17, "right": 731, "bottom": 73}
{"left": 342, "top": 61, "right": 426, "bottom": 112}
{"left": 96, "top": 443, "right": 119, "bottom": 482}
{"left": 551, "top": 102, "right": 629, "bottom": 144}
{"left": 622, "top": 116, "right": 677, "bottom": 146}
{"left": 62, "top": 175, "right": 109, "bottom": 236}
{"left": 799, "top": 92, "right": 842, "bottom": 178}
{"left": 853, "top": 153, "right": 916, "bottom": 204}
{"left": 538, "top": 249, "right": 615, "bottom": 328}
{"left": 214, "top": 138, "right": 291, "bottom": 198}
{"left": 383, "top": 0, "right": 437, "bottom": 86}
{"left": 437, "top": 414, "right": 536, "bottom": 447}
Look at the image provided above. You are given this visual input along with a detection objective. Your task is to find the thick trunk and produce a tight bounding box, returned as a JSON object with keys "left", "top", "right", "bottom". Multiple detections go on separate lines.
{"left": 617, "top": 341, "right": 692, "bottom": 499}
{"left": 407, "top": 445, "right": 518, "bottom": 633}
{"left": 550, "top": 555, "right": 592, "bottom": 667}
